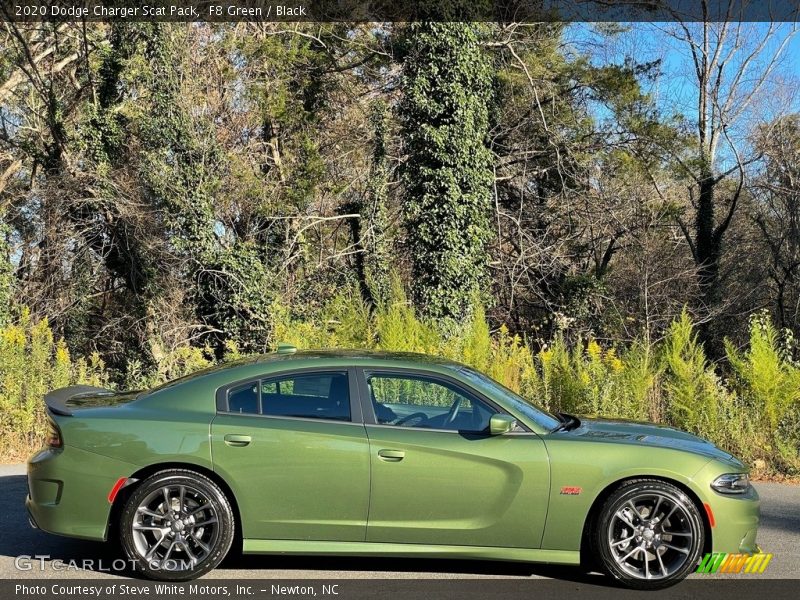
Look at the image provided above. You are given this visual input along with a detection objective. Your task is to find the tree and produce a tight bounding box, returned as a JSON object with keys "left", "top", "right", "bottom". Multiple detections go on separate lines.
{"left": 0, "top": 207, "right": 12, "bottom": 326}
{"left": 486, "top": 23, "right": 675, "bottom": 342}
{"left": 400, "top": 22, "right": 494, "bottom": 321}
{"left": 345, "top": 99, "right": 393, "bottom": 308}
{"left": 656, "top": 10, "right": 797, "bottom": 351}
{"left": 750, "top": 115, "right": 800, "bottom": 332}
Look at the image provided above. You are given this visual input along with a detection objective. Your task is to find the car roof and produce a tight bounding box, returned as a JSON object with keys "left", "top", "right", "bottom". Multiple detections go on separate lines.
{"left": 230, "top": 349, "right": 468, "bottom": 376}
{"left": 276, "top": 349, "right": 461, "bottom": 364}
{"left": 147, "top": 349, "right": 467, "bottom": 394}
{"left": 231, "top": 348, "right": 463, "bottom": 367}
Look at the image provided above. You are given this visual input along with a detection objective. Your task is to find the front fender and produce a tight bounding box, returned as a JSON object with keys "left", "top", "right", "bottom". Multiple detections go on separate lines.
{"left": 539, "top": 438, "right": 713, "bottom": 551}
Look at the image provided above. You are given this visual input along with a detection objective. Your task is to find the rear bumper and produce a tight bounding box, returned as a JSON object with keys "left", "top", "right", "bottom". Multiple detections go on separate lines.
{"left": 25, "top": 496, "right": 39, "bottom": 530}
{"left": 27, "top": 445, "right": 137, "bottom": 541}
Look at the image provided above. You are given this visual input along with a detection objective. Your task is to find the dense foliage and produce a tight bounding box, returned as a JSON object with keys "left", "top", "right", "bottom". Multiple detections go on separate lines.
{"left": 1, "top": 20, "right": 799, "bottom": 469}
{"left": 2, "top": 291, "right": 797, "bottom": 474}
{"left": 0, "top": 310, "right": 109, "bottom": 460}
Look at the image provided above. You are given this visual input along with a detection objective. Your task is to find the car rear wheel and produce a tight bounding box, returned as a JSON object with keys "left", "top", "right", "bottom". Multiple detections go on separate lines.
{"left": 593, "top": 479, "right": 704, "bottom": 589}
{"left": 120, "top": 469, "right": 234, "bottom": 580}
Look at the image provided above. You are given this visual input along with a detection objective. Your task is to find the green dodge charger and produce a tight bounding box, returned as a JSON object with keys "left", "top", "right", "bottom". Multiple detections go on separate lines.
{"left": 27, "top": 347, "right": 759, "bottom": 588}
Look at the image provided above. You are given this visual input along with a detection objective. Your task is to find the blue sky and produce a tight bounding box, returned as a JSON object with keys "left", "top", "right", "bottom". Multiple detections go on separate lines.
{"left": 567, "top": 21, "right": 800, "bottom": 124}
{"left": 564, "top": 21, "right": 800, "bottom": 167}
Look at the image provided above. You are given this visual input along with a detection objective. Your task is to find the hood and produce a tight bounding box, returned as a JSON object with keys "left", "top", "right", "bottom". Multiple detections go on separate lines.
{"left": 570, "top": 416, "right": 744, "bottom": 466}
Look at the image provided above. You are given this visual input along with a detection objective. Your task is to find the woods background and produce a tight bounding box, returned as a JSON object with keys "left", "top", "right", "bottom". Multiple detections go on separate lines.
{"left": 0, "top": 16, "right": 799, "bottom": 471}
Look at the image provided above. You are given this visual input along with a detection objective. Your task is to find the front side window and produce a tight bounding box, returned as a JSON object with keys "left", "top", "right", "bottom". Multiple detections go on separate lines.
{"left": 367, "top": 373, "right": 494, "bottom": 433}
{"left": 457, "top": 367, "right": 560, "bottom": 432}
{"left": 225, "top": 372, "right": 351, "bottom": 422}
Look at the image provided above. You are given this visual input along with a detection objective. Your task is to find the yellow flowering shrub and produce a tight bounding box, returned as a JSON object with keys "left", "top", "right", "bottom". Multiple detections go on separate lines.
{"left": 0, "top": 310, "right": 109, "bottom": 462}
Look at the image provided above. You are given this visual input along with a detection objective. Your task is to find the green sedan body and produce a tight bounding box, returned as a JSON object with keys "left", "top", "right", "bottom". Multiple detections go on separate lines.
{"left": 27, "top": 349, "right": 760, "bottom": 588}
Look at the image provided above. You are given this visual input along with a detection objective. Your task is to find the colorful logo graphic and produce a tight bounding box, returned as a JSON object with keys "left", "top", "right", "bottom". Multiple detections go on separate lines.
{"left": 696, "top": 552, "right": 773, "bottom": 574}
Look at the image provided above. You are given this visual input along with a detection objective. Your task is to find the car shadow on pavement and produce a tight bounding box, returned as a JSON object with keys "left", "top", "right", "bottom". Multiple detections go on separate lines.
{"left": 221, "top": 551, "right": 610, "bottom": 585}
{"left": 756, "top": 484, "right": 800, "bottom": 535}
{"left": 760, "top": 511, "right": 800, "bottom": 534}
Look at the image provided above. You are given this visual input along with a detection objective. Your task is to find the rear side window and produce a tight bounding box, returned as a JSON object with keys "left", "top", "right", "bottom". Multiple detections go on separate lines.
{"left": 225, "top": 372, "right": 350, "bottom": 422}
{"left": 228, "top": 382, "right": 259, "bottom": 414}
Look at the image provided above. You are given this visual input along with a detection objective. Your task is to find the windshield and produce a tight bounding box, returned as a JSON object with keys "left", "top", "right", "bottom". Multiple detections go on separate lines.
{"left": 457, "top": 367, "right": 561, "bottom": 432}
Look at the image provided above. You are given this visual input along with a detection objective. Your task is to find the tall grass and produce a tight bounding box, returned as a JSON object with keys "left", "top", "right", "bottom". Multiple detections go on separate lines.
{"left": 2, "top": 293, "right": 798, "bottom": 475}
{"left": 271, "top": 286, "right": 799, "bottom": 475}
{"left": 0, "top": 309, "right": 108, "bottom": 461}
{"left": 725, "top": 312, "right": 800, "bottom": 472}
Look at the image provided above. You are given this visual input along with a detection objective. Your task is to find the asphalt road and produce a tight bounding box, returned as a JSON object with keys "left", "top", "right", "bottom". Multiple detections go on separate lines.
{"left": 1, "top": 463, "right": 797, "bottom": 581}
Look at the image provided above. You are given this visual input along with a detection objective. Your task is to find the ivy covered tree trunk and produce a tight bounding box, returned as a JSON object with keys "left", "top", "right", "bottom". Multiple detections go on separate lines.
{"left": 347, "top": 100, "right": 392, "bottom": 308}
{"left": 81, "top": 23, "right": 158, "bottom": 315}
{"left": 0, "top": 212, "right": 12, "bottom": 327}
{"left": 695, "top": 165, "right": 723, "bottom": 354}
{"left": 400, "top": 22, "right": 494, "bottom": 321}
{"left": 363, "top": 101, "right": 393, "bottom": 306}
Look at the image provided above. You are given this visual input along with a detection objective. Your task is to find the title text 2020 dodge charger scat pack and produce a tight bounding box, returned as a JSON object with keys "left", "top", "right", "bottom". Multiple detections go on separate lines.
{"left": 27, "top": 348, "right": 759, "bottom": 588}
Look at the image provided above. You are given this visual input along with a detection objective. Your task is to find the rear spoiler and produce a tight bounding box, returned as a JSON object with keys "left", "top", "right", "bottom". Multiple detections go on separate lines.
{"left": 44, "top": 385, "right": 112, "bottom": 417}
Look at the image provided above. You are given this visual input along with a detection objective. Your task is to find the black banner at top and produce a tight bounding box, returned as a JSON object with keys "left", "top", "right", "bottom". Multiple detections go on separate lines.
{"left": 1, "top": 0, "right": 800, "bottom": 22}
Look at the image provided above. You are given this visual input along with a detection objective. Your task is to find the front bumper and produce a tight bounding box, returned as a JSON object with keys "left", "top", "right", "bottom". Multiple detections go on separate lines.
{"left": 694, "top": 463, "right": 761, "bottom": 554}
{"left": 27, "top": 445, "right": 137, "bottom": 541}
{"left": 707, "top": 487, "right": 760, "bottom": 554}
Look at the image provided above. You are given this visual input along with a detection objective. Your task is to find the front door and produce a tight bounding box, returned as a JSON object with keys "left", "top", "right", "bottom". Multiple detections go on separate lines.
{"left": 211, "top": 369, "right": 370, "bottom": 541}
{"left": 361, "top": 369, "right": 550, "bottom": 548}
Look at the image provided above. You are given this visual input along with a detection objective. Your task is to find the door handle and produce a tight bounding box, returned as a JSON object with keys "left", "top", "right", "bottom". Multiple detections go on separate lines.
{"left": 377, "top": 449, "right": 405, "bottom": 462}
{"left": 224, "top": 434, "right": 252, "bottom": 447}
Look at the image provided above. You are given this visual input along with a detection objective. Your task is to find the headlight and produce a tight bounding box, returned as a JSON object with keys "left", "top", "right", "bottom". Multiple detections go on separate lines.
{"left": 711, "top": 473, "right": 751, "bottom": 494}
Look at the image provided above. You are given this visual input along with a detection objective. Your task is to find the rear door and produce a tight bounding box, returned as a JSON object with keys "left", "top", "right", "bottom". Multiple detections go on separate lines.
{"left": 359, "top": 368, "right": 550, "bottom": 548}
{"left": 211, "top": 368, "right": 371, "bottom": 541}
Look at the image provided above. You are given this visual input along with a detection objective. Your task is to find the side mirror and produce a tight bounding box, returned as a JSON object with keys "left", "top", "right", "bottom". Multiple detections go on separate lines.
{"left": 489, "top": 414, "right": 517, "bottom": 435}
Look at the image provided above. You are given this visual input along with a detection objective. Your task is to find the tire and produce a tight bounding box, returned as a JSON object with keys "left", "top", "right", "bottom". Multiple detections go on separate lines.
{"left": 119, "top": 469, "right": 234, "bottom": 581}
{"left": 592, "top": 479, "right": 704, "bottom": 590}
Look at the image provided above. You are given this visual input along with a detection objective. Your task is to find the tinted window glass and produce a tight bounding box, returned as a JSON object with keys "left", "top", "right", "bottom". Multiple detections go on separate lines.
{"left": 260, "top": 372, "right": 350, "bottom": 421}
{"left": 457, "top": 367, "right": 560, "bottom": 432}
{"left": 228, "top": 382, "right": 259, "bottom": 414}
{"left": 368, "top": 374, "right": 493, "bottom": 433}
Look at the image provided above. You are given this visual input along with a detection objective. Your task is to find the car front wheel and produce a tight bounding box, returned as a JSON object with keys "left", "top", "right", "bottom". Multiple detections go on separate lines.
{"left": 593, "top": 479, "right": 704, "bottom": 589}
{"left": 120, "top": 469, "right": 234, "bottom": 580}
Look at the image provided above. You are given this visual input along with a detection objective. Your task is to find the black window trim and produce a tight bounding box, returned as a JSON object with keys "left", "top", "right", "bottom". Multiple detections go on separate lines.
{"left": 355, "top": 366, "right": 534, "bottom": 435}
{"left": 215, "top": 366, "right": 363, "bottom": 424}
